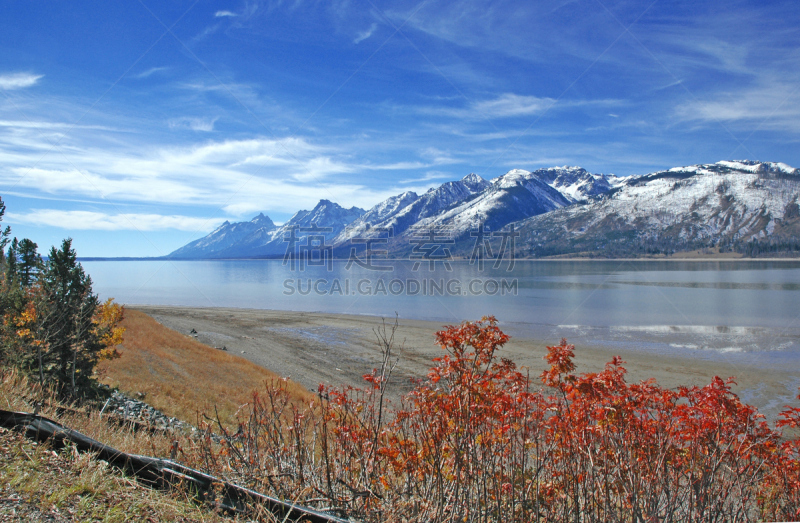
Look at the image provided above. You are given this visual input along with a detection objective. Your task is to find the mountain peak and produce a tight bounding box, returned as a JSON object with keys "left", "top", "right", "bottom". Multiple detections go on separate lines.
{"left": 460, "top": 172, "right": 490, "bottom": 192}
{"left": 249, "top": 212, "right": 275, "bottom": 228}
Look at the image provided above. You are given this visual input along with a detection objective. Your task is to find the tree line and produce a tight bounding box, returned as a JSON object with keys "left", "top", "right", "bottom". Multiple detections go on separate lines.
{"left": 0, "top": 196, "right": 123, "bottom": 399}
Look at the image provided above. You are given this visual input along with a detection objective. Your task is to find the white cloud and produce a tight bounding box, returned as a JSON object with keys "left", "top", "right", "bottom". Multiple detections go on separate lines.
{"left": 354, "top": 23, "right": 378, "bottom": 44}
{"left": 5, "top": 167, "right": 208, "bottom": 204}
{"left": 222, "top": 202, "right": 266, "bottom": 216}
{"left": 0, "top": 134, "right": 390, "bottom": 212}
{"left": 0, "top": 72, "right": 43, "bottom": 90}
{"left": 472, "top": 93, "right": 554, "bottom": 118}
{"left": 133, "top": 67, "right": 169, "bottom": 79}
{"left": 0, "top": 120, "right": 117, "bottom": 131}
{"left": 398, "top": 171, "right": 452, "bottom": 184}
{"left": 168, "top": 116, "right": 218, "bottom": 132}
{"left": 215, "top": 10, "right": 237, "bottom": 17}
{"left": 6, "top": 210, "right": 216, "bottom": 231}
{"left": 419, "top": 93, "right": 556, "bottom": 119}
{"left": 675, "top": 81, "right": 800, "bottom": 132}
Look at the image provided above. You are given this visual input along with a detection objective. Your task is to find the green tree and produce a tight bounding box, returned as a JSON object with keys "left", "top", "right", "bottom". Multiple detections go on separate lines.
{"left": 38, "top": 238, "right": 101, "bottom": 396}
{"left": 5, "top": 238, "right": 18, "bottom": 284}
{"left": 6, "top": 237, "right": 41, "bottom": 287}
{"left": 0, "top": 197, "right": 10, "bottom": 264}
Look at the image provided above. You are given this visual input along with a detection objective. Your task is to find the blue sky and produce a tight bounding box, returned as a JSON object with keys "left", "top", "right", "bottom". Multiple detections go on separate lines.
{"left": 1, "top": 0, "right": 799, "bottom": 257}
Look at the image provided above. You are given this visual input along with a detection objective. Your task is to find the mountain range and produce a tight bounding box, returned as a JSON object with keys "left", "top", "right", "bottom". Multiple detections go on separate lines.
{"left": 168, "top": 160, "right": 800, "bottom": 259}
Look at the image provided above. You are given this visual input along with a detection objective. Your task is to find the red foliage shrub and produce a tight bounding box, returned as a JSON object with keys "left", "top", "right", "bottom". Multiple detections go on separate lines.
{"left": 201, "top": 318, "right": 800, "bottom": 522}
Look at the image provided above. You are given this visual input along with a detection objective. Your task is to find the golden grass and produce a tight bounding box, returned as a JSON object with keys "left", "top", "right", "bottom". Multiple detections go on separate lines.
{"left": 0, "top": 426, "right": 234, "bottom": 523}
{"left": 96, "top": 309, "right": 315, "bottom": 427}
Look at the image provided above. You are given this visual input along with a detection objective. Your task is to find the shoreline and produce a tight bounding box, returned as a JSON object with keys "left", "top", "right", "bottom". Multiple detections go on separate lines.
{"left": 83, "top": 257, "right": 800, "bottom": 262}
{"left": 132, "top": 305, "right": 800, "bottom": 422}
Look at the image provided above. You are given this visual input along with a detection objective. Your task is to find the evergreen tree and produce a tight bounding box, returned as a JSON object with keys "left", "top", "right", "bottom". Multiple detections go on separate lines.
{"left": 18, "top": 238, "right": 41, "bottom": 286}
{"left": 0, "top": 197, "right": 10, "bottom": 265}
{"left": 5, "top": 238, "right": 18, "bottom": 283}
{"left": 6, "top": 238, "right": 41, "bottom": 286}
{"left": 39, "top": 238, "right": 100, "bottom": 396}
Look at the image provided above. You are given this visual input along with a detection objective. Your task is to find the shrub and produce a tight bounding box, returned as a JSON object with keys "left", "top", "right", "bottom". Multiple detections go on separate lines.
{"left": 199, "top": 318, "right": 799, "bottom": 522}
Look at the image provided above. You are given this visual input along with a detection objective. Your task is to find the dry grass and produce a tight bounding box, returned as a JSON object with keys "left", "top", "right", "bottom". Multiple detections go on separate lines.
{"left": 0, "top": 426, "right": 233, "bottom": 522}
{"left": 0, "top": 370, "right": 304, "bottom": 522}
{"left": 96, "top": 309, "right": 315, "bottom": 427}
{"left": 0, "top": 368, "right": 180, "bottom": 462}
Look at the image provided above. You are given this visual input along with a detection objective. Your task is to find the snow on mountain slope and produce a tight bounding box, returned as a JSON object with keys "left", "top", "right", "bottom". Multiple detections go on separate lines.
{"left": 358, "top": 191, "right": 420, "bottom": 224}
{"left": 387, "top": 173, "right": 492, "bottom": 229}
{"left": 282, "top": 199, "right": 365, "bottom": 232}
{"left": 170, "top": 161, "right": 799, "bottom": 260}
{"left": 499, "top": 166, "right": 618, "bottom": 202}
{"left": 512, "top": 160, "right": 800, "bottom": 256}
{"left": 331, "top": 191, "right": 420, "bottom": 245}
{"left": 416, "top": 168, "right": 573, "bottom": 238}
{"left": 333, "top": 173, "right": 491, "bottom": 245}
{"left": 169, "top": 213, "right": 276, "bottom": 258}
{"left": 169, "top": 201, "right": 364, "bottom": 258}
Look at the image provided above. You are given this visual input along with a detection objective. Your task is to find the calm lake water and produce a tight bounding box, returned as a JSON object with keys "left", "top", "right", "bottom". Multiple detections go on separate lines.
{"left": 82, "top": 259, "right": 800, "bottom": 369}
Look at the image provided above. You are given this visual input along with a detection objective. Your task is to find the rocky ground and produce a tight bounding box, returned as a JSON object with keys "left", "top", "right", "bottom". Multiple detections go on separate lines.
{"left": 102, "top": 390, "right": 196, "bottom": 435}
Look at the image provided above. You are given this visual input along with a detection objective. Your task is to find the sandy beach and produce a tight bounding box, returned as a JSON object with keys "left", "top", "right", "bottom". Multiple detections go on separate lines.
{"left": 134, "top": 305, "right": 800, "bottom": 422}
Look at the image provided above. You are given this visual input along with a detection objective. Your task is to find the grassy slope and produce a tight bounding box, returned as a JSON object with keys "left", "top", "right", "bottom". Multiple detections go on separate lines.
{"left": 0, "top": 426, "right": 232, "bottom": 523}
{"left": 0, "top": 306, "right": 319, "bottom": 522}
{"left": 96, "top": 309, "right": 315, "bottom": 426}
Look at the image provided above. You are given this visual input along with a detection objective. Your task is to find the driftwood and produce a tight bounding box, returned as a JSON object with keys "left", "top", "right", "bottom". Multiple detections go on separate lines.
{"left": 0, "top": 408, "right": 350, "bottom": 523}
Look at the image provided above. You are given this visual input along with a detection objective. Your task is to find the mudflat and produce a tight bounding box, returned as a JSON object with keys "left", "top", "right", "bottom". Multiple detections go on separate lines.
{"left": 133, "top": 305, "right": 800, "bottom": 422}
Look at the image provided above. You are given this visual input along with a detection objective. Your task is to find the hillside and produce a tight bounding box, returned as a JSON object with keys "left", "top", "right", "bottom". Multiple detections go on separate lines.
{"left": 96, "top": 309, "right": 314, "bottom": 425}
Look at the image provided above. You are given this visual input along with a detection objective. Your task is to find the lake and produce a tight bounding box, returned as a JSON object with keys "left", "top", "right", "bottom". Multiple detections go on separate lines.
{"left": 83, "top": 259, "right": 800, "bottom": 369}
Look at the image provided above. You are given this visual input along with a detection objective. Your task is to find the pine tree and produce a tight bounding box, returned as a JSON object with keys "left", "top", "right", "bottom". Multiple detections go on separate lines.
{"left": 5, "top": 238, "right": 19, "bottom": 283}
{"left": 0, "top": 197, "right": 10, "bottom": 265}
{"left": 17, "top": 238, "right": 41, "bottom": 286}
{"left": 6, "top": 238, "right": 41, "bottom": 286}
{"left": 39, "top": 238, "right": 100, "bottom": 396}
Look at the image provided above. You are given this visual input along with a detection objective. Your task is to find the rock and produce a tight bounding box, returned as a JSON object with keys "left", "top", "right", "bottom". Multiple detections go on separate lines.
{"left": 101, "top": 391, "right": 222, "bottom": 443}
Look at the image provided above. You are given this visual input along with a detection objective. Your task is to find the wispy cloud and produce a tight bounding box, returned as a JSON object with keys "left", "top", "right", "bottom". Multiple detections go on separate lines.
{"left": 472, "top": 93, "right": 555, "bottom": 118}
{"left": 354, "top": 23, "right": 378, "bottom": 44}
{"left": 0, "top": 120, "right": 118, "bottom": 131}
{"left": 168, "top": 116, "right": 218, "bottom": 132}
{"left": 675, "top": 80, "right": 800, "bottom": 132}
{"left": 221, "top": 202, "right": 266, "bottom": 216}
{"left": 215, "top": 10, "right": 238, "bottom": 17}
{"left": 190, "top": 24, "right": 221, "bottom": 44}
{"left": 0, "top": 134, "right": 403, "bottom": 214}
{"left": 398, "top": 171, "right": 453, "bottom": 184}
{"left": 420, "top": 93, "right": 556, "bottom": 119}
{"left": 133, "top": 66, "right": 169, "bottom": 79}
{"left": 6, "top": 210, "right": 216, "bottom": 231}
{"left": 0, "top": 72, "right": 43, "bottom": 90}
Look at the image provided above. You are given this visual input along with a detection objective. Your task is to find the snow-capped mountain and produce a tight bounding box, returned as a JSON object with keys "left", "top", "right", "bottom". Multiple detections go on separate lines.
{"left": 510, "top": 160, "right": 800, "bottom": 257}
{"left": 413, "top": 168, "right": 577, "bottom": 239}
{"left": 334, "top": 173, "right": 491, "bottom": 245}
{"left": 283, "top": 199, "right": 365, "bottom": 233}
{"left": 169, "top": 212, "right": 276, "bottom": 259}
{"left": 523, "top": 166, "right": 623, "bottom": 202}
{"left": 168, "top": 200, "right": 364, "bottom": 258}
{"left": 169, "top": 161, "right": 800, "bottom": 260}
